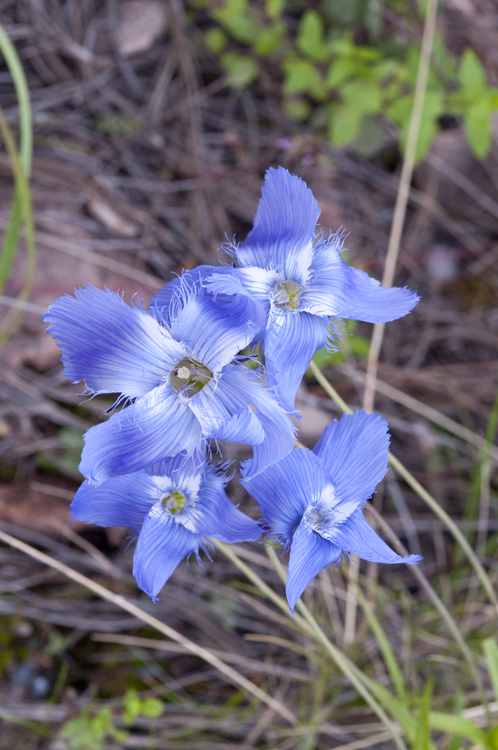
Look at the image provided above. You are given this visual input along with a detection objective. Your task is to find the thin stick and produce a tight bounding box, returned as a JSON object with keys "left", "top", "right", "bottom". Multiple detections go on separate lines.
{"left": 363, "top": 0, "right": 439, "bottom": 414}
{"left": 0, "top": 528, "right": 297, "bottom": 726}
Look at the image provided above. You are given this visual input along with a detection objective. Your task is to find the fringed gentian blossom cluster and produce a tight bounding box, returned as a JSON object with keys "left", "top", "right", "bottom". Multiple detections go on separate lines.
{"left": 45, "top": 167, "right": 422, "bottom": 611}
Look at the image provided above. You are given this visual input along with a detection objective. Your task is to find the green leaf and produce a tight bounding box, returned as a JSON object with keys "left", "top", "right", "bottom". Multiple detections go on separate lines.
{"left": 386, "top": 94, "right": 412, "bottom": 128}
{"left": 488, "top": 724, "right": 498, "bottom": 750}
{"left": 464, "top": 99, "right": 493, "bottom": 160}
{"left": 221, "top": 52, "right": 259, "bottom": 87}
{"left": 352, "top": 114, "right": 386, "bottom": 158}
{"left": 265, "top": 0, "right": 284, "bottom": 19}
{"left": 415, "top": 90, "right": 444, "bottom": 162}
{"left": 329, "top": 103, "right": 362, "bottom": 147}
{"left": 371, "top": 59, "right": 399, "bottom": 82}
{"left": 428, "top": 712, "right": 488, "bottom": 746}
{"left": 213, "top": 0, "right": 247, "bottom": 20}
{"left": 253, "top": 23, "right": 285, "bottom": 56}
{"left": 123, "top": 689, "right": 141, "bottom": 726}
{"left": 204, "top": 27, "right": 227, "bottom": 55}
{"left": 296, "top": 10, "right": 329, "bottom": 62}
{"left": 484, "top": 639, "right": 498, "bottom": 702}
{"left": 322, "top": 0, "right": 361, "bottom": 24}
{"left": 142, "top": 698, "right": 164, "bottom": 718}
{"left": 393, "top": 90, "right": 444, "bottom": 163}
{"left": 283, "top": 58, "right": 326, "bottom": 100}
{"left": 458, "top": 48, "right": 487, "bottom": 95}
{"left": 341, "top": 80, "right": 381, "bottom": 114}
{"left": 212, "top": 0, "right": 258, "bottom": 45}
{"left": 326, "top": 58, "right": 358, "bottom": 88}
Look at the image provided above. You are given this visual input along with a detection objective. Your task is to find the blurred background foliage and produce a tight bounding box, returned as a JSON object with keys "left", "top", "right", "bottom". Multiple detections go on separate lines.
{"left": 188, "top": 0, "right": 498, "bottom": 160}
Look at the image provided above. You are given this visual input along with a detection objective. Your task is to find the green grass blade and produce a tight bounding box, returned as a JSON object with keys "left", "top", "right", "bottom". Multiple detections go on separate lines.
{"left": 0, "top": 21, "right": 34, "bottom": 325}
{"left": 357, "top": 586, "right": 407, "bottom": 702}
{"left": 0, "top": 190, "right": 22, "bottom": 293}
{"left": 483, "top": 639, "right": 498, "bottom": 703}
{"left": 0, "top": 21, "right": 32, "bottom": 175}
{"left": 429, "top": 712, "right": 488, "bottom": 747}
{"left": 0, "top": 107, "right": 36, "bottom": 347}
{"left": 414, "top": 680, "right": 432, "bottom": 750}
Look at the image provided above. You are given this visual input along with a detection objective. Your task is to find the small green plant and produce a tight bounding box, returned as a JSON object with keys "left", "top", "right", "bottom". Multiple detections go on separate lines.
{"left": 122, "top": 688, "right": 164, "bottom": 726}
{"left": 190, "top": 0, "right": 498, "bottom": 161}
{"left": 60, "top": 690, "right": 164, "bottom": 749}
{"left": 60, "top": 707, "right": 127, "bottom": 750}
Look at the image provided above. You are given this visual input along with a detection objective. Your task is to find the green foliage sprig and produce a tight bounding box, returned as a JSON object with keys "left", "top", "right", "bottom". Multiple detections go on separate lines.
{"left": 190, "top": 0, "right": 498, "bottom": 162}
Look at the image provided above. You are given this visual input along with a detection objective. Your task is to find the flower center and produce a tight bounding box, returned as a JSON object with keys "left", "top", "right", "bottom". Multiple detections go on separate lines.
{"left": 273, "top": 279, "right": 301, "bottom": 310}
{"left": 170, "top": 358, "right": 213, "bottom": 397}
{"left": 161, "top": 489, "right": 188, "bottom": 514}
{"left": 305, "top": 507, "right": 327, "bottom": 527}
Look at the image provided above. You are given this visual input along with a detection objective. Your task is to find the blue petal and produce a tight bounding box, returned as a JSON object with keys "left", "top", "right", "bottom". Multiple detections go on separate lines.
{"left": 194, "top": 364, "right": 295, "bottom": 477}
{"left": 79, "top": 384, "right": 203, "bottom": 483}
{"left": 241, "top": 383, "right": 296, "bottom": 477}
{"left": 168, "top": 294, "right": 266, "bottom": 374}
{"left": 207, "top": 267, "right": 278, "bottom": 317}
{"left": 242, "top": 448, "right": 329, "bottom": 545}
{"left": 192, "top": 467, "right": 261, "bottom": 542}
{"left": 133, "top": 504, "right": 200, "bottom": 600}
{"left": 265, "top": 307, "right": 330, "bottom": 412}
{"left": 313, "top": 411, "right": 390, "bottom": 517}
{"left": 300, "top": 237, "right": 420, "bottom": 322}
{"left": 236, "top": 167, "right": 320, "bottom": 284}
{"left": 150, "top": 266, "right": 239, "bottom": 324}
{"left": 71, "top": 473, "right": 157, "bottom": 535}
{"left": 188, "top": 368, "right": 266, "bottom": 445}
{"left": 286, "top": 521, "right": 341, "bottom": 614}
{"left": 324, "top": 509, "right": 422, "bottom": 565}
{"left": 144, "top": 452, "right": 205, "bottom": 480}
{"left": 44, "top": 285, "right": 184, "bottom": 398}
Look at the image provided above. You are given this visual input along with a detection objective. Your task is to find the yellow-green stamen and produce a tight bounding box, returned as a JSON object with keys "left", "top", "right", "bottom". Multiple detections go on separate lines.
{"left": 273, "top": 279, "right": 301, "bottom": 310}
{"left": 161, "top": 489, "right": 188, "bottom": 514}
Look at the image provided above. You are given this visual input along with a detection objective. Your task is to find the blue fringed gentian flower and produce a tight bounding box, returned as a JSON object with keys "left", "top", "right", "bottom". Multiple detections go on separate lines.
{"left": 242, "top": 410, "right": 422, "bottom": 613}
{"left": 44, "top": 164, "right": 424, "bottom": 603}
{"left": 71, "top": 455, "right": 261, "bottom": 600}
{"left": 44, "top": 284, "right": 295, "bottom": 483}
{"left": 208, "top": 167, "right": 420, "bottom": 412}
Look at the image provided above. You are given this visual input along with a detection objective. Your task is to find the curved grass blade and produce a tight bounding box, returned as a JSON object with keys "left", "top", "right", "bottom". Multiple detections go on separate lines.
{"left": 0, "top": 22, "right": 35, "bottom": 344}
